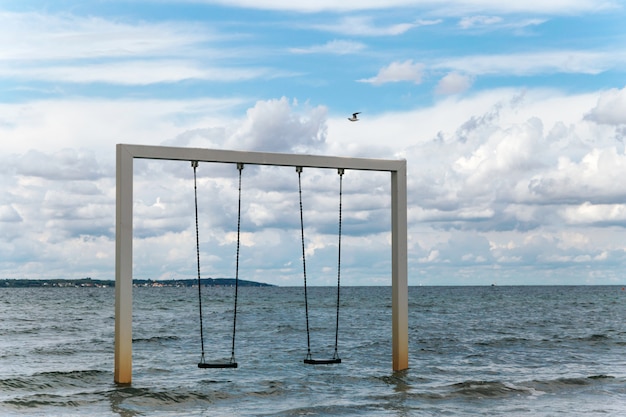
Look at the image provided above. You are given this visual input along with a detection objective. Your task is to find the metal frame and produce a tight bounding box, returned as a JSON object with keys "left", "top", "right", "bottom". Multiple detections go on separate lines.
{"left": 115, "top": 143, "right": 408, "bottom": 384}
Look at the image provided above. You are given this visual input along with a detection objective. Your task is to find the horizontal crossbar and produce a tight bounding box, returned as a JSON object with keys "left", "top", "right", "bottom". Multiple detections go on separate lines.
{"left": 118, "top": 143, "right": 405, "bottom": 172}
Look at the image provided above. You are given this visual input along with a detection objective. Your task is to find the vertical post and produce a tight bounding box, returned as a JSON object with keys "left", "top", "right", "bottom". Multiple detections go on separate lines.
{"left": 115, "top": 145, "right": 133, "bottom": 384}
{"left": 391, "top": 162, "right": 409, "bottom": 371}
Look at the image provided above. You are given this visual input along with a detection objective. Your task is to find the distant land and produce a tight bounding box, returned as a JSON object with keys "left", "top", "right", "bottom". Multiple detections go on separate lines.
{"left": 1, "top": 278, "right": 275, "bottom": 288}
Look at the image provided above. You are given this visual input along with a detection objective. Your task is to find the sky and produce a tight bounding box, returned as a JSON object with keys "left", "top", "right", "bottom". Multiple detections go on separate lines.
{"left": 2, "top": 1, "right": 626, "bottom": 286}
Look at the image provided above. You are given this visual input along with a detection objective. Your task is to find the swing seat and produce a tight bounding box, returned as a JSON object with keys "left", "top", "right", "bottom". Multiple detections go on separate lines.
{"left": 198, "top": 361, "right": 238, "bottom": 369}
{"left": 304, "top": 358, "right": 341, "bottom": 365}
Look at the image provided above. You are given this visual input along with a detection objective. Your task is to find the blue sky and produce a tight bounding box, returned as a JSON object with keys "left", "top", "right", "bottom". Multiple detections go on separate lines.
{"left": 2, "top": 1, "right": 626, "bottom": 286}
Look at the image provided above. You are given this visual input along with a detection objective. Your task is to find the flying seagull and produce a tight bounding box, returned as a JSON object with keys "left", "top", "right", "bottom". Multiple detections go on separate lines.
{"left": 348, "top": 112, "right": 361, "bottom": 122}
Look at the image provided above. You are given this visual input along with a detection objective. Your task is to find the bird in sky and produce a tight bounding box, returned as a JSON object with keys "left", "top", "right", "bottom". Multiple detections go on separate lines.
{"left": 348, "top": 112, "right": 360, "bottom": 122}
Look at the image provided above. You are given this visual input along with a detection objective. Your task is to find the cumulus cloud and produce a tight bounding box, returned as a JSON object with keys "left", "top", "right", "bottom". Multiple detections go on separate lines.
{"left": 4, "top": 88, "right": 626, "bottom": 285}
{"left": 585, "top": 86, "right": 626, "bottom": 125}
{"left": 525, "top": 147, "right": 626, "bottom": 204}
{"left": 381, "top": 86, "right": 626, "bottom": 283}
{"left": 0, "top": 204, "right": 22, "bottom": 222}
{"left": 226, "top": 97, "right": 328, "bottom": 152}
{"left": 561, "top": 202, "right": 626, "bottom": 226}
{"left": 358, "top": 60, "right": 424, "bottom": 85}
{"left": 0, "top": 150, "right": 116, "bottom": 279}
{"left": 0, "top": 96, "right": 339, "bottom": 281}
{"left": 435, "top": 72, "right": 473, "bottom": 94}
{"left": 15, "top": 149, "right": 110, "bottom": 181}
{"left": 3, "top": 1, "right": 626, "bottom": 286}
{"left": 164, "top": 97, "right": 327, "bottom": 153}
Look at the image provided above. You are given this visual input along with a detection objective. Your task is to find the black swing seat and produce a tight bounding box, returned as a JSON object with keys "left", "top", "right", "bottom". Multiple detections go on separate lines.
{"left": 198, "top": 361, "right": 238, "bottom": 369}
{"left": 304, "top": 358, "right": 341, "bottom": 365}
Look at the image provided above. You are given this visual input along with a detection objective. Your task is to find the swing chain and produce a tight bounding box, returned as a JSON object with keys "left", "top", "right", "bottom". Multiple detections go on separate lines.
{"left": 192, "top": 161, "right": 206, "bottom": 364}
{"left": 231, "top": 163, "right": 244, "bottom": 363}
{"left": 296, "top": 167, "right": 313, "bottom": 360}
{"left": 334, "top": 168, "right": 344, "bottom": 360}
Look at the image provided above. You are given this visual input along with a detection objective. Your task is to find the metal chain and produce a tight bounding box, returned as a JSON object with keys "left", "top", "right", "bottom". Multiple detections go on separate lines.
{"left": 231, "top": 163, "right": 243, "bottom": 363}
{"left": 297, "top": 167, "right": 313, "bottom": 360}
{"left": 334, "top": 169, "right": 344, "bottom": 360}
{"left": 192, "top": 161, "right": 206, "bottom": 364}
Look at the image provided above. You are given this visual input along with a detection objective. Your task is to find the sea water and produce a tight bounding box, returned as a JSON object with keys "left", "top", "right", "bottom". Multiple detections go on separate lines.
{"left": 1, "top": 285, "right": 625, "bottom": 416}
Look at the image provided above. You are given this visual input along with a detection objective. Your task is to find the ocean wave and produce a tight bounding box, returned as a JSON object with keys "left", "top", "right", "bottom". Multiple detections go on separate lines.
{"left": 2, "top": 285, "right": 624, "bottom": 417}
{"left": 474, "top": 336, "right": 533, "bottom": 347}
{"left": 0, "top": 370, "right": 107, "bottom": 393}
{"left": 3, "top": 393, "right": 88, "bottom": 410}
{"left": 107, "top": 385, "right": 236, "bottom": 414}
{"left": 0, "top": 370, "right": 109, "bottom": 413}
{"left": 32, "top": 345, "right": 79, "bottom": 356}
{"left": 448, "top": 380, "right": 524, "bottom": 398}
{"left": 131, "top": 335, "right": 180, "bottom": 343}
{"left": 531, "top": 374, "right": 616, "bottom": 390}
{"left": 578, "top": 334, "right": 610, "bottom": 342}
{"left": 2, "top": 377, "right": 233, "bottom": 414}
{"left": 441, "top": 374, "right": 619, "bottom": 400}
{"left": 113, "top": 386, "right": 220, "bottom": 404}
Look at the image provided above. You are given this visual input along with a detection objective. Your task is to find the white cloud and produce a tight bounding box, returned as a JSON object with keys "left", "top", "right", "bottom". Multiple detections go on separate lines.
{"left": 436, "top": 50, "right": 622, "bottom": 76}
{"left": 310, "top": 17, "right": 440, "bottom": 36}
{"left": 0, "top": 97, "right": 246, "bottom": 155}
{"left": 358, "top": 60, "right": 424, "bottom": 85}
{"left": 289, "top": 40, "right": 366, "bottom": 55}
{"left": 0, "top": 11, "right": 281, "bottom": 86}
{"left": 186, "top": 0, "right": 619, "bottom": 15}
{"left": 525, "top": 147, "right": 626, "bottom": 205}
{"left": 0, "top": 12, "right": 210, "bottom": 62}
{"left": 226, "top": 97, "right": 328, "bottom": 153}
{"left": 585, "top": 87, "right": 626, "bottom": 125}
{"left": 561, "top": 202, "right": 626, "bottom": 225}
{"left": 4, "top": 87, "right": 626, "bottom": 285}
{"left": 459, "top": 15, "right": 503, "bottom": 29}
{"left": 2, "top": 1, "right": 626, "bottom": 286}
{"left": 333, "top": 87, "right": 626, "bottom": 283}
{"left": 0, "top": 204, "right": 22, "bottom": 222}
{"left": 435, "top": 72, "right": 473, "bottom": 94}
{"left": 15, "top": 149, "right": 109, "bottom": 181}
{"left": 458, "top": 15, "right": 546, "bottom": 32}
{"left": 0, "top": 60, "right": 274, "bottom": 85}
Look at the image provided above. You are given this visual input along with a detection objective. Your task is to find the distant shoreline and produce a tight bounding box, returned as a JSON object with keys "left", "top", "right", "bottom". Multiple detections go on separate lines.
{"left": 2, "top": 279, "right": 623, "bottom": 288}
{"left": 0, "top": 278, "right": 275, "bottom": 288}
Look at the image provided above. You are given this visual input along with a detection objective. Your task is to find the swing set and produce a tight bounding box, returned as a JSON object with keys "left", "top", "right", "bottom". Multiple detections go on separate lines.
{"left": 192, "top": 162, "right": 345, "bottom": 368}
{"left": 114, "top": 144, "right": 407, "bottom": 384}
